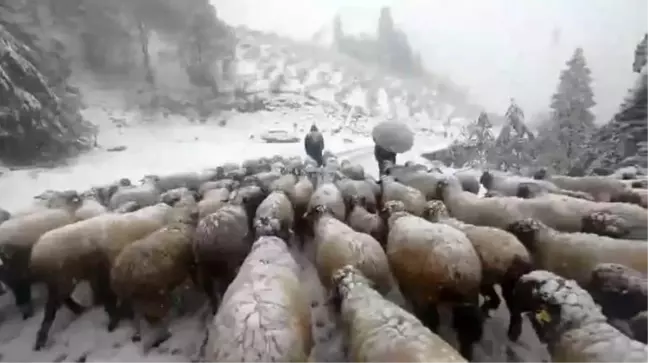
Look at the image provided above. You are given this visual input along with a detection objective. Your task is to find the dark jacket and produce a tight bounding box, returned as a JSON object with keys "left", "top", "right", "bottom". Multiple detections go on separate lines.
{"left": 304, "top": 125, "right": 325, "bottom": 166}
{"left": 374, "top": 143, "right": 396, "bottom": 175}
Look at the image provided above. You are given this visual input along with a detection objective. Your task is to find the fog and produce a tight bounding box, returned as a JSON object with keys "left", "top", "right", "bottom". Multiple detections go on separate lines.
{"left": 212, "top": 0, "right": 646, "bottom": 122}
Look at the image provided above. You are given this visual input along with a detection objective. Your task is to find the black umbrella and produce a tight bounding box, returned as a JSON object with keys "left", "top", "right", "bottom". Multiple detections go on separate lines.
{"left": 371, "top": 121, "right": 414, "bottom": 153}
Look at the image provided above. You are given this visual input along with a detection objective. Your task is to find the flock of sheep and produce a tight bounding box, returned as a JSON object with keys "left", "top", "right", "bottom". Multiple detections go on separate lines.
{"left": 0, "top": 150, "right": 647, "bottom": 362}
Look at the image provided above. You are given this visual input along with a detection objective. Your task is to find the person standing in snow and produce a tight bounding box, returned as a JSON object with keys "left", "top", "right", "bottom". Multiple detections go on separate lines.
{"left": 304, "top": 124, "right": 325, "bottom": 167}
{"left": 374, "top": 139, "right": 396, "bottom": 176}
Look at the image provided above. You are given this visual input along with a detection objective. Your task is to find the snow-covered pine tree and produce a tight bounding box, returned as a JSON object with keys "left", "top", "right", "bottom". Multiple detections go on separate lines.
{"left": 543, "top": 47, "right": 596, "bottom": 173}
{"left": 491, "top": 99, "right": 535, "bottom": 171}
{"left": 460, "top": 111, "right": 495, "bottom": 167}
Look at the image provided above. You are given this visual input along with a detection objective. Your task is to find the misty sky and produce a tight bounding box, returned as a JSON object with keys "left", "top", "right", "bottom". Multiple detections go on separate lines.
{"left": 212, "top": 0, "right": 647, "bottom": 123}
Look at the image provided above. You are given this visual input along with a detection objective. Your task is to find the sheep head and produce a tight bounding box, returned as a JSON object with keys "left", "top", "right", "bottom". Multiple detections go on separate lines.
{"left": 435, "top": 179, "right": 459, "bottom": 200}
{"left": 254, "top": 216, "right": 282, "bottom": 238}
{"left": 514, "top": 270, "right": 605, "bottom": 344}
{"left": 479, "top": 170, "right": 494, "bottom": 189}
{"left": 330, "top": 265, "right": 375, "bottom": 313}
{"left": 533, "top": 168, "right": 548, "bottom": 180}
{"left": 304, "top": 205, "right": 330, "bottom": 222}
{"left": 581, "top": 212, "right": 629, "bottom": 239}
{"left": 379, "top": 200, "right": 407, "bottom": 222}
{"left": 516, "top": 183, "right": 535, "bottom": 199}
{"left": 422, "top": 200, "right": 449, "bottom": 222}
{"left": 588, "top": 263, "right": 647, "bottom": 319}
{"left": 506, "top": 218, "right": 543, "bottom": 252}
{"left": 348, "top": 195, "right": 367, "bottom": 210}
{"left": 631, "top": 179, "right": 648, "bottom": 189}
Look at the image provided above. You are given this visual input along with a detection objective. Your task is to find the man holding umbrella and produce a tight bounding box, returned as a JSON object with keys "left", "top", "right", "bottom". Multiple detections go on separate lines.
{"left": 304, "top": 124, "right": 325, "bottom": 166}
{"left": 372, "top": 120, "right": 414, "bottom": 176}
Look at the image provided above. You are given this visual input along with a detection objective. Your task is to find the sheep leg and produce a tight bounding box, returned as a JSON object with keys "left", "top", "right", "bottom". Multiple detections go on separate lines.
{"left": 413, "top": 303, "right": 440, "bottom": 333}
{"left": 131, "top": 310, "right": 142, "bottom": 342}
{"left": 143, "top": 314, "right": 172, "bottom": 352}
{"left": 91, "top": 269, "right": 121, "bottom": 332}
{"left": 5, "top": 278, "right": 34, "bottom": 320}
{"left": 452, "top": 303, "right": 483, "bottom": 361}
{"left": 63, "top": 297, "right": 85, "bottom": 315}
{"left": 34, "top": 285, "right": 63, "bottom": 351}
{"left": 198, "top": 270, "right": 219, "bottom": 314}
{"left": 479, "top": 284, "right": 501, "bottom": 317}
{"left": 501, "top": 278, "right": 523, "bottom": 342}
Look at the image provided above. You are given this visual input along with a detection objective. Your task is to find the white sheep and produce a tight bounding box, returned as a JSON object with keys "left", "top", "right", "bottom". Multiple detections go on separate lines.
{"left": 108, "top": 175, "right": 161, "bottom": 210}
{"left": 208, "top": 236, "right": 312, "bottom": 361}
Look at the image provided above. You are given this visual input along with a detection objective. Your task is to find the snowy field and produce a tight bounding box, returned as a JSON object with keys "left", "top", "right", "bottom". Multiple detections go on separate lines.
{"left": 0, "top": 107, "right": 548, "bottom": 362}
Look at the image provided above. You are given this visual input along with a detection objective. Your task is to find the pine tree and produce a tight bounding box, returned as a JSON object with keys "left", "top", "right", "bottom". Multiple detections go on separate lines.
{"left": 461, "top": 112, "right": 495, "bottom": 167}
{"left": 633, "top": 33, "right": 646, "bottom": 73}
{"left": 332, "top": 14, "right": 343, "bottom": 49}
{"left": 546, "top": 48, "right": 596, "bottom": 170}
{"left": 491, "top": 99, "right": 535, "bottom": 171}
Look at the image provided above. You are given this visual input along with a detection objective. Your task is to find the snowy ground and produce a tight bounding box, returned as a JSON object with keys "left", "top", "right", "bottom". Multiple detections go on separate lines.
{"left": 0, "top": 114, "right": 546, "bottom": 363}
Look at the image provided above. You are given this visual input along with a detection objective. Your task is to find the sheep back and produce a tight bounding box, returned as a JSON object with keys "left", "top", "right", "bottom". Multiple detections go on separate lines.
{"left": 307, "top": 183, "right": 345, "bottom": 221}
{"left": 209, "top": 236, "right": 312, "bottom": 362}
{"left": 193, "top": 204, "right": 251, "bottom": 275}
{"left": 588, "top": 263, "right": 647, "bottom": 320}
{"left": 347, "top": 203, "right": 386, "bottom": 245}
{"left": 332, "top": 266, "right": 466, "bottom": 362}
{"left": 254, "top": 191, "right": 294, "bottom": 233}
{"left": 288, "top": 176, "right": 314, "bottom": 213}
{"left": 111, "top": 221, "right": 195, "bottom": 303}
{"left": 336, "top": 179, "right": 378, "bottom": 213}
{"left": 381, "top": 178, "right": 426, "bottom": 216}
{"left": 548, "top": 175, "right": 628, "bottom": 202}
{"left": 108, "top": 181, "right": 160, "bottom": 210}
{"left": 387, "top": 214, "right": 482, "bottom": 305}
{"left": 314, "top": 215, "right": 391, "bottom": 295}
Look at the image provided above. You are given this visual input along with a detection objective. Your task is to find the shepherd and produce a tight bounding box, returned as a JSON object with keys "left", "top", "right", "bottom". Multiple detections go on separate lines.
{"left": 304, "top": 124, "right": 325, "bottom": 167}
{"left": 374, "top": 140, "right": 396, "bottom": 176}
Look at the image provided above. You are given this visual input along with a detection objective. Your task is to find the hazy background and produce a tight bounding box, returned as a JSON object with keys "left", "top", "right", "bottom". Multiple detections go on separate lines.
{"left": 212, "top": 0, "right": 647, "bottom": 123}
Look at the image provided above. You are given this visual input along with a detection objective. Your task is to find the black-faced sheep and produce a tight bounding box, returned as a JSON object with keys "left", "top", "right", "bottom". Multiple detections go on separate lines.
{"left": 378, "top": 176, "right": 426, "bottom": 216}
{"left": 253, "top": 191, "right": 294, "bottom": 242}
{"left": 513, "top": 270, "right": 648, "bottom": 362}
{"left": 330, "top": 265, "right": 466, "bottom": 362}
{"left": 588, "top": 263, "right": 647, "bottom": 327}
{"left": 422, "top": 200, "right": 532, "bottom": 341}
{"left": 108, "top": 175, "right": 162, "bottom": 210}
{"left": 453, "top": 169, "right": 481, "bottom": 194}
{"left": 306, "top": 205, "right": 393, "bottom": 297}
{"left": 192, "top": 192, "right": 254, "bottom": 314}
{"left": 93, "top": 178, "right": 131, "bottom": 207}
{"left": 111, "top": 205, "right": 199, "bottom": 351}
{"left": 507, "top": 219, "right": 647, "bottom": 290}
{"left": 533, "top": 168, "right": 629, "bottom": 202}
{"left": 29, "top": 203, "right": 174, "bottom": 350}
{"left": 347, "top": 195, "right": 386, "bottom": 246}
{"left": 380, "top": 200, "right": 483, "bottom": 360}
{"left": 0, "top": 191, "right": 82, "bottom": 319}
{"left": 208, "top": 236, "right": 312, "bottom": 361}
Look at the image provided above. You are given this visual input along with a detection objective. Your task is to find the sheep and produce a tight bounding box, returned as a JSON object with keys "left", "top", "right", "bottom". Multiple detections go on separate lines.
{"left": 0, "top": 208, "right": 10, "bottom": 224}
{"left": 197, "top": 187, "right": 231, "bottom": 219}
{"left": 621, "top": 178, "right": 648, "bottom": 189}
{"left": 611, "top": 188, "right": 648, "bottom": 208}
{"left": 378, "top": 176, "right": 426, "bottom": 216}
{"left": 111, "top": 205, "right": 199, "bottom": 351}
{"left": 380, "top": 200, "right": 483, "bottom": 360}
{"left": 630, "top": 311, "right": 648, "bottom": 344}
{"left": 93, "top": 178, "right": 132, "bottom": 207}
{"left": 610, "top": 166, "right": 645, "bottom": 180}
{"left": 346, "top": 195, "right": 387, "bottom": 246}
{"left": 158, "top": 187, "right": 198, "bottom": 207}
{"left": 306, "top": 181, "right": 346, "bottom": 223}
{"left": 269, "top": 170, "right": 298, "bottom": 195}
{"left": 208, "top": 236, "right": 312, "bottom": 362}
{"left": 12, "top": 189, "right": 83, "bottom": 217}
{"left": 454, "top": 169, "right": 481, "bottom": 194}
{"left": 253, "top": 191, "right": 294, "bottom": 242}
{"left": 388, "top": 168, "right": 446, "bottom": 200}
{"left": 482, "top": 170, "right": 594, "bottom": 200}
{"left": 75, "top": 189, "right": 108, "bottom": 220}
{"left": 108, "top": 175, "right": 161, "bottom": 210}
{"left": 246, "top": 170, "right": 283, "bottom": 193}
{"left": 513, "top": 270, "right": 648, "bottom": 362}
{"left": 287, "top": 172, "right": 315, "bottom": 237}
{"left": 198, "top": 178, "right": 237, "bottom": 196}
{"left": 330, "top": 265, "right": 466, "bottom": 362}
{"left": 587, "top": 263, "right": 647, "bottom": 325}
{"left": 422, "top": 200, "right": 532, "bottom": 341}
{"left": 506, "top": 218, "right": 647, "bottom": 290}
{"left": 29, "top": 203, "right": 174, "bottom": 350}
{"left": 340, "top": 159, "right": 365, "bottom": 180}
{"left": 533, "top": 168, "right": 629, "bottom": 202}
{"left": 192, "top": 193, "right": 254, "bottom": 314}
{"left": 306, "top": 205, "right": 393, "bottom": 297}
{"left": 0, "top": 191, "right": 82, "bottom": 319}
{"left": 336, "top": 178, "right": 378, "bottom": 213}
{"left": 241, "top": 157, "right": 271, "bottom": 175}
{"left": 114, "top": 201, "right": 140, "bottom": 213}
{"left": 141, "top": 171, "right": 203, "bottom": 192}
